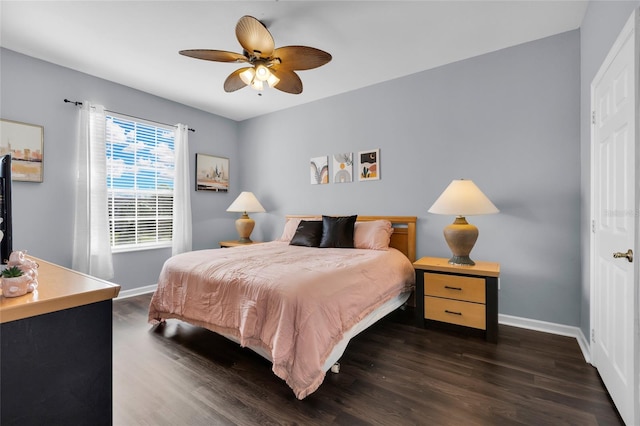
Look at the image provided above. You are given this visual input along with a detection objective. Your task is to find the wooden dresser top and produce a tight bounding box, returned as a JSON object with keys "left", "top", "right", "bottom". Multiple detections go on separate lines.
{"left": 0, "top": 257, "right": 120, "bottom": 323}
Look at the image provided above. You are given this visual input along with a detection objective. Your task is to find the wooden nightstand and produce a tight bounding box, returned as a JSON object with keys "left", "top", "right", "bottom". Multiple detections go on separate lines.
{"left": 219, "top": 240, "right": 263, "bottom": 248}
{"left": 413, "top": 256, "right": 500, "bottom": 342}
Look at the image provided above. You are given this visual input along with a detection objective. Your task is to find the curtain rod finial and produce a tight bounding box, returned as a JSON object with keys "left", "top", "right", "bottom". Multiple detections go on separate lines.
{"left": 64, "top": 99, "right": 83, "bottom": 106}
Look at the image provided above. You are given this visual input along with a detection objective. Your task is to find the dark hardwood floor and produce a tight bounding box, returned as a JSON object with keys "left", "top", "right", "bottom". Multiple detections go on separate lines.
{"left": 113, "top": 294, "right": 623, "bottom": 425}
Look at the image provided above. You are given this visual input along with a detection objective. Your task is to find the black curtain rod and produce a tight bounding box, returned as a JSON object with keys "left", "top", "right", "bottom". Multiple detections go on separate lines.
{"left": 64, "top": 99, "right": 195, "bottom": 133}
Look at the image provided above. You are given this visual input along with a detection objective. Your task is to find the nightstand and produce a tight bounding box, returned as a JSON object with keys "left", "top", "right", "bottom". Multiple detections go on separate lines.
{"left": 413, "top": 256, "right": 500, "bottom": 342}
{"left": 219, "top": 240, "right": 263, "bottom": 248}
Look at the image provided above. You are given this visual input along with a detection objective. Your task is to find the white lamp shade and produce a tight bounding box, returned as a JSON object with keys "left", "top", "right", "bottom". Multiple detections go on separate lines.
{"left": 255, "top": 64, "right": 270, "bottom": 81}
{"left": 266, "top": 72, "right": 280, "bottom": 88}
{"left": 239, "top": 68, "right": 255, "bottom": 86}
{"left": 226, "top": 191, "right": 266, "bottom": 214}
{"left": 251, "top": 79, "right": 264, "bottom": 91}
{"left": 428, "top": 179, "right": 499, "bottom": 216}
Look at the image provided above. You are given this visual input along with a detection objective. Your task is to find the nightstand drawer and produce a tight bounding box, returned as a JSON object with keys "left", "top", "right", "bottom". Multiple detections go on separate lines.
{"left": 424, "top": 273, "right": 485, "bottom": 303}
{"left": 424, "top": 296, "right": 486, "bottom": 330}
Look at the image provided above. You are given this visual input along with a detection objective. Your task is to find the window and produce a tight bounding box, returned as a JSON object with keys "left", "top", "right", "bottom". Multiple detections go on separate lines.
{"left": 106, "top": 114, "right": 175, "bottom": 252}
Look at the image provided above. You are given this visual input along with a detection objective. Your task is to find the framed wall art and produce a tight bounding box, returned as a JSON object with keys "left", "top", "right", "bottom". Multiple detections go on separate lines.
{"left": 310, "top": 156, "right": 328, "bottom": 185}
{"left": 0, "top": 118, "right": 44, "bottom": 182}
{"left": 196, "top": 153, "right": 229, "bottom": 192}
{"left": 333, "top": 152, "right": 353, "bottom": 183}
{"left": 358, "top": 149, "right": 380, "bottom": 181}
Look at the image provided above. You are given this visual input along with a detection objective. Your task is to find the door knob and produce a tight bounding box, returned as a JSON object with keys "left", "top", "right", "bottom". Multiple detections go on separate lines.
{"left": 613, "top": 249, "right": 633, "bottom": 263}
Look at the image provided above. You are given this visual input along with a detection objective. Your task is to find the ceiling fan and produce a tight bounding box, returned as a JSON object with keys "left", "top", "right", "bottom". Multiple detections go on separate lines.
{"left": 179, "top": 15, "right": 332, "bottom": 94}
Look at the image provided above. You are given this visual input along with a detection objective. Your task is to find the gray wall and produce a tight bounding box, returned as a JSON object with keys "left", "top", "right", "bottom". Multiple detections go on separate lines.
{"left": 0, "top": 48, "right": 240, "bottom": 290}
{"left": 240, "top": 30, "right": 582, "bottom": 326}
{"left": 579, "top": 1, "right": 640, "bottom": 338}
{"left": 5, "top": 5, "right": 629, "bottom": 330}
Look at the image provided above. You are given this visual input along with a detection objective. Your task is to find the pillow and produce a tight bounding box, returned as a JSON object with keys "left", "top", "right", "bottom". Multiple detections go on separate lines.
{"left": 354, "top": 220, "right": 393, "bottom": 250}
{"left": 289, "top": 220, "right": 324, "bottom": 247}
{"left": 278, "top": 217, "right": 321, "bottom": 242}
{"left": 319, "top": 215, "right": 357, "bottom": 248}
{"left": 278, "top": 218, "right": 303, "bottom": 242}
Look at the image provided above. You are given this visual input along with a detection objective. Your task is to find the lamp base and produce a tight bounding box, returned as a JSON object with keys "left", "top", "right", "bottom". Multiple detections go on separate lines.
{"left": 447, "top": 255, "right": 476, "bottom": 266}
{"left": 235, "top": 213, "right": 255, "bottom": 243}
{"left": 443, "top": 216, "right": 478, "bottom": 266}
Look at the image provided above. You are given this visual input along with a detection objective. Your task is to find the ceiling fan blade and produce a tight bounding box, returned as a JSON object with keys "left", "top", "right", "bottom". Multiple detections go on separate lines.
{"left": 272, "top": 46, "right": 332, "bottom": 71}
{"left": 223, "top": 68, "right": 250, "bottom": 92}
{"left": 271, "top": 68, "right": 303, "bottom": 94}
{"left": 179, "top": 49, "right": 248, "bottom": 63}
{"left": 236, "top": 15, "right": 275, "bottom": 58}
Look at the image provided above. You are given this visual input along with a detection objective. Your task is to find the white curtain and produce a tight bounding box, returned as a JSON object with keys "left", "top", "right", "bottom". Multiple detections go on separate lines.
{"left": 172, "top": 123, "right": 192, "bottom": 255}
{"left": 72, "top": 102, "right": 114, "bottom": 279}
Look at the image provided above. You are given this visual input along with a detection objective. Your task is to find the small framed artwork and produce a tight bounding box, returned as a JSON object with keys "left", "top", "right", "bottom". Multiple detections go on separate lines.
{"left": 310, "top": 156, "right": 328, "bottom": 185}
{"left": 0, "top": 118, "right": 44, "bottom": 182}
{"left": 196, "top": 153, "right": 229, "bottom": 192}
{"left": 358, "top": 149, "right": 380, "bottom": 181}
{"left": 333, "top": 153, "right": 353, "bottom": 183}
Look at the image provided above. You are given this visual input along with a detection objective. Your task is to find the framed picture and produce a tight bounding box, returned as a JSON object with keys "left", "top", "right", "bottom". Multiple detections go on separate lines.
{"left": 0, "top": 118, "right": 44, "bottom": 182}
{"left": 310, "top": 156, "right": 328, "bottom": 185}
{"left": 358, "top": 149, "right": 380, "bottom": 181}
{"left": 333, "top": 152, "right": 353, "bottom": 183}
{"left": 196, "top": 153, "right": 229, "bottom": 192}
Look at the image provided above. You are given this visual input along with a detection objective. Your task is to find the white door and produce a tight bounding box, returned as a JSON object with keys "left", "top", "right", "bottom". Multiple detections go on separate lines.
{"left": 591, "top": 9, "right": 639, "bottom": 426}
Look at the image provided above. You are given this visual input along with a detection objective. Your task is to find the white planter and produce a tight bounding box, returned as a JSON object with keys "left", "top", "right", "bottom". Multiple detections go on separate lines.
{"left": 2, "top": 275, "right": 34, "bottom": 298}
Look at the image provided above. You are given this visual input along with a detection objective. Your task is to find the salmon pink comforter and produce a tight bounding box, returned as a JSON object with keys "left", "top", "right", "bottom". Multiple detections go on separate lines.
{"left": 148, "top": 241, "right": 415, "bottom": 399}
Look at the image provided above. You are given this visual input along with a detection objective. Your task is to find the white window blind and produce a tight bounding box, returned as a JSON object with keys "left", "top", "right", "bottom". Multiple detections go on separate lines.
{"left": 105, "top": 114, "right": 175, "bottom": 252}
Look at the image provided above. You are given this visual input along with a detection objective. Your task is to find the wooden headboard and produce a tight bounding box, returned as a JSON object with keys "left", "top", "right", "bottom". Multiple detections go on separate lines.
{"left": 285, "top": 215, "right": 417, "bottom": 262}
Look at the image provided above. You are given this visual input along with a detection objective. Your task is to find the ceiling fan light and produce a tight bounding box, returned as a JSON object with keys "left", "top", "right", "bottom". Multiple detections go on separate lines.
{"left": 239, "top": 68, "right": 255, "bottom": 85}
{"left": 267, "top": 72, "right": 280, "bottom": 88}
{"left": 251, "top": 79, "right": 264, "bottom": 90}
{"left": 255, "top": 64, "right": 271, "bottom": 82}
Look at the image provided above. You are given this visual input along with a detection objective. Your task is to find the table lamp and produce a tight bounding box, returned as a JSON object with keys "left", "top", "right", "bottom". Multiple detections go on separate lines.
{"left": 428, "top": 179, "right": 499, "bottom": 265}
{"left": 226, "top": 191, "right": 266, "bottom": 243}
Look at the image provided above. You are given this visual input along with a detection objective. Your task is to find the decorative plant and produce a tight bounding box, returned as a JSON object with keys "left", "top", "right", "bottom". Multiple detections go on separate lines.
{"left": 1, "top": 266, "right": 24, "bottom": 278}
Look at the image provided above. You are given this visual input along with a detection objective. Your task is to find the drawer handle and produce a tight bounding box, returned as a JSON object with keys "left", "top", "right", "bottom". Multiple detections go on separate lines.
{"left": 444, "top": 286, "right": 462, "bottom": 291}
{"left": 445, "top": 310, "right": 462, "bottom": 316}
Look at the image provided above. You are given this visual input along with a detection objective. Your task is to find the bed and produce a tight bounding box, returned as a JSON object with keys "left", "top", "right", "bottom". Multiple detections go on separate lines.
{"left": 148, "top": 215, "right": 417, "bottom": 399}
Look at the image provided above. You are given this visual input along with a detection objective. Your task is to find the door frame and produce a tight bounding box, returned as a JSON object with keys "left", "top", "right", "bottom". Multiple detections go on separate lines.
{"left": 589, "top": 8, "right": 640, "bottom": 425}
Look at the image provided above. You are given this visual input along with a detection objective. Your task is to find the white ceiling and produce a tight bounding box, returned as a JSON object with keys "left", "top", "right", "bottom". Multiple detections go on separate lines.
{"left": 0, "top": 1, "right": 588, "bottom": 122}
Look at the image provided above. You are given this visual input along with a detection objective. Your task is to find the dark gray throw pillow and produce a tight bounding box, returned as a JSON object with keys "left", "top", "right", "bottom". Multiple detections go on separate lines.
{"left": 319, "top": 215, "right": 357, "bottom": 248}
{"left": 289, "top": 220, "right": 324, "bottom": 247}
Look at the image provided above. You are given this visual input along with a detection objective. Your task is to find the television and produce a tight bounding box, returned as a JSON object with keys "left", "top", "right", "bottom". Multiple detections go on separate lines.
{"left": 0, "top": 154, "right": 13, "bottom": 264}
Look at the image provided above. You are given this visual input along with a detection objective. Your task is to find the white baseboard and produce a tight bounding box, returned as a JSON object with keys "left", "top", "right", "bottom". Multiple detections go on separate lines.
{"left": 115, "top": 284, "right": 157, "bottom": 300}
{"left": 499, "top": 314, "right": 591, "bottom": 363}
